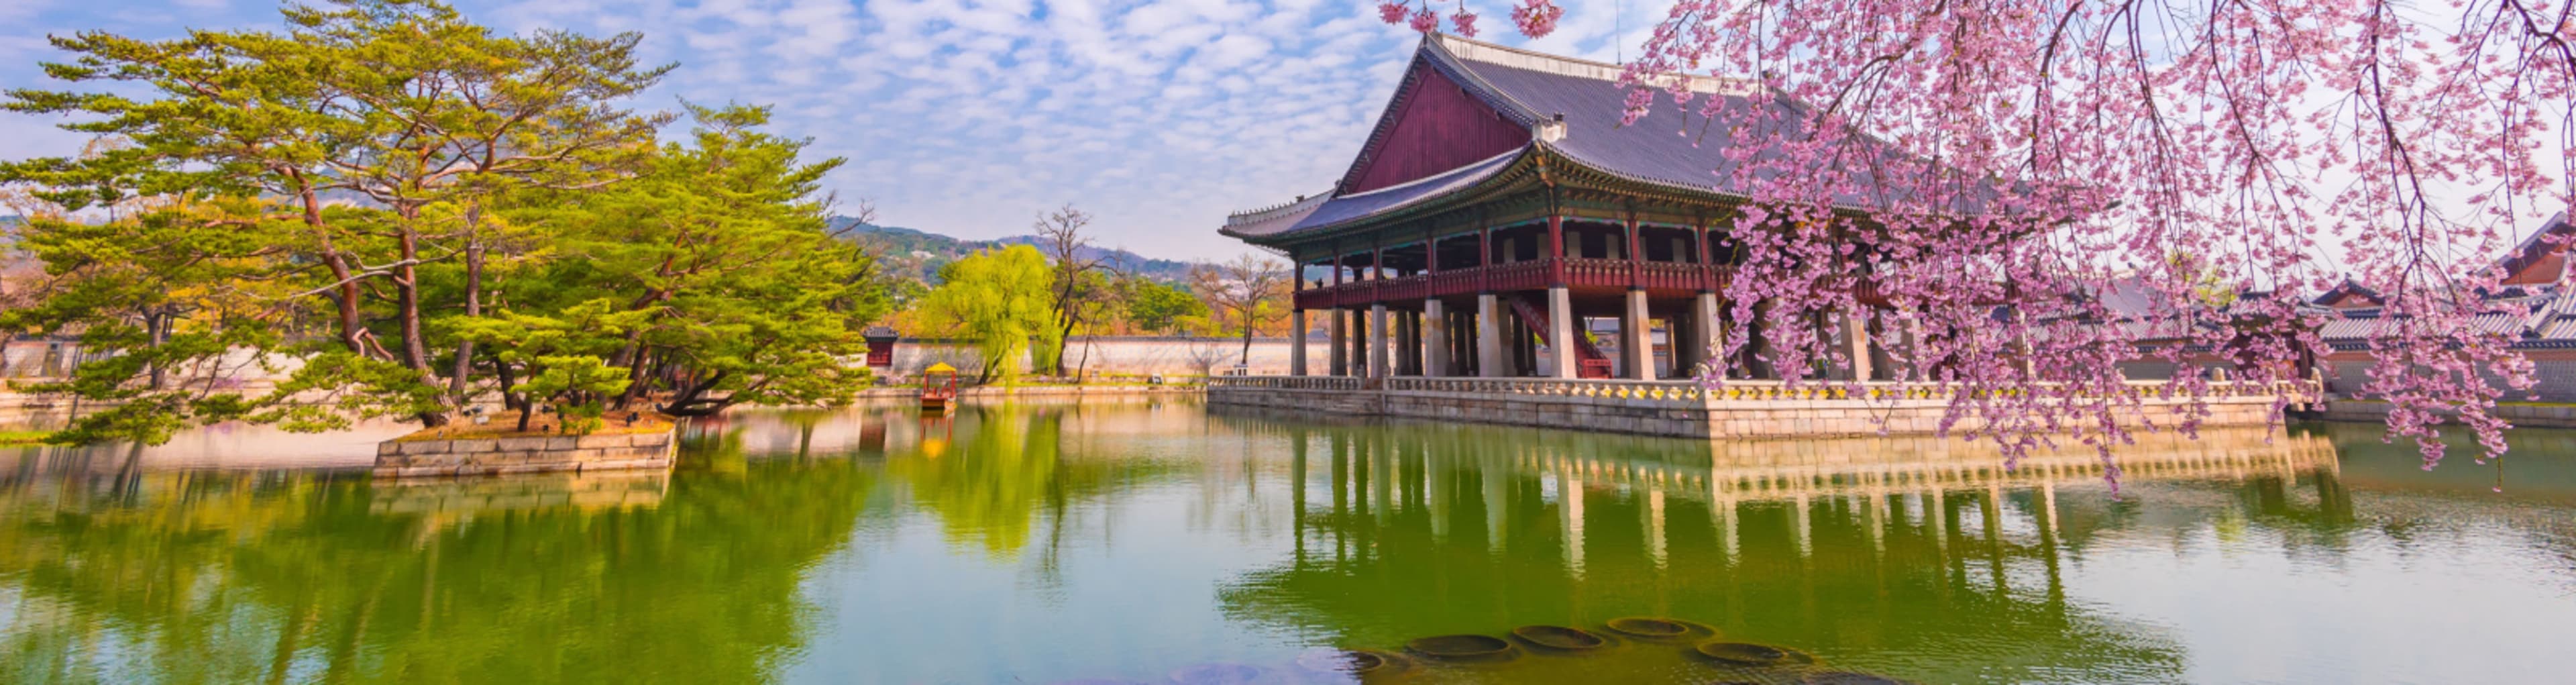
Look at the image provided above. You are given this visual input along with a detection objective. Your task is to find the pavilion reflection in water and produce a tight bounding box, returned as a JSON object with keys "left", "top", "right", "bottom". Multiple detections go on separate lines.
{"left": 1210, "top": 411, "right": 2347, "bottom": 682}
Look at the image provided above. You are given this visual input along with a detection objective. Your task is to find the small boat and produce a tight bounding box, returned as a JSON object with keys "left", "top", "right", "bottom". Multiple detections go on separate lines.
{"left": 918, "top": 363, "right": 959, "bottom": 414}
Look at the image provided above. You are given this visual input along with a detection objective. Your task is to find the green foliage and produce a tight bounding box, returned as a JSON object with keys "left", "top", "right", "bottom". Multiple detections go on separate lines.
{"left": 918, "top": 246, "right": 1059, "bottom": 384}
{"left": 0, "top": 201, "right": 298, "bottom": 445}
{"left": 453, "top": 299, "right": 648, "bottom": 429}
{"left": 517, "top": 103, "right": 881, "bottom": 416}
{"left": 1122, "top": 276, "right": 1208, "bottom": 333}
{"left": 0, "top": 2, "right": 894, "bottom": 443}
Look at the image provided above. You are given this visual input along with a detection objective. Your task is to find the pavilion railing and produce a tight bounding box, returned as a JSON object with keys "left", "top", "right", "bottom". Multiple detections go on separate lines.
{"left": 1284, "top": 260, "right": 1915, "bottom": 309}
{"left": 1484, "top": 259, "right": 1552, "bottom": 292}
{"left": 1558, "top": 258, "right": 1629, "bottom": 288}
{"left": 1206, "top": 376, "right": 1363, "bottom": 391}
{"left": 1379, "top": 274, "right": 1430, "bottom": 302}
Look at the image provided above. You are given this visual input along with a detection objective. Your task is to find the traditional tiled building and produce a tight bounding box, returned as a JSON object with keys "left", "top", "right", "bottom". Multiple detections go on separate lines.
{"left": 1222, "top": 34, "right": 1909, "bottom": 382}
{"left": 2314, "top": 211, "right": 2576, "bottom": 400}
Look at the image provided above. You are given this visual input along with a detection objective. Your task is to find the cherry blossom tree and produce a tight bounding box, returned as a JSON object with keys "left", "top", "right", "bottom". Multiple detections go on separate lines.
{"left": 1377, "top": 0, "right": 2575, "bottom": 482}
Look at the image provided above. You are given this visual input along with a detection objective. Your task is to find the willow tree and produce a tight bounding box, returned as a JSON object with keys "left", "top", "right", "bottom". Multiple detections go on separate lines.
{"left": 917, "top": 246, "right": 1060, "bottom": 384}
{"left": 1376, "top": 0, "right": 2574, "bottom": 474}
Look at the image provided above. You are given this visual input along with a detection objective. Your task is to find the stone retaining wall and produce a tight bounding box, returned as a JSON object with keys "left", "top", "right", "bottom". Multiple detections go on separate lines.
{"left": 370, "top": 470, "right": 669, "bottom": 513}
{"left": 373, "top": 429, "right": 676, "bottom": 478}
{"left": 1211, "top": 385, "right": 2286, "bottom": 439}
{"left": 2318, "top": 399, "right": 2576, "bottom": 429}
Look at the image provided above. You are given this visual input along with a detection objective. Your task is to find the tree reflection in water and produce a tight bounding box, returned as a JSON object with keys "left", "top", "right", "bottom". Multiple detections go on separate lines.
{"left": 0, "top": 444, "right": 877, "bottom": 682}
{"left": 0, "top": 403, "right": 2568, "bottom": 684}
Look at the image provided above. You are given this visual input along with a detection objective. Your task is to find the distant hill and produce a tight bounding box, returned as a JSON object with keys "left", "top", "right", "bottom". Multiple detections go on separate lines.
{"left": 832, "top": 217, "right": 1197, "bottom": 284}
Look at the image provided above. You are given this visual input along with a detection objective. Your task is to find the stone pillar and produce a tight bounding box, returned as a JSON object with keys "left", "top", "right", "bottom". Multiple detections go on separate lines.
{"left": 1836, "top": 308, "right": 1874, "bottom": 382}
{"left": 1749, "top": 300, "right": 1778, "bottom": 379}
{"left": 1694, "top": 292, "right": 1723, "bottom": 379}
{"left": 1623, "top": 288, "right": 1655, "bottom": 380}
{"left": 1369, "top": 303, "right": 1390, "bottom": 379}
{"left": 1902, "top": 313, "right": 1927, "bottom": 381}
{"left": 1424, "top": 299, "right": 1450, "bottom": 377}
{"left": 1548, "top": 286, "right": 1577, "bottom": 379}
{"left": 1672, "top": 310, "right": 1701, "bottom": 379}
{"left": 1328, "top": 308, "right": 1347, "bottom": 376}
{"left": 1409, "top": 311, "right": 1426, "bottom": 375}
{"left": 1478, "top": 294, "right": 1505, "bottom": 378}
{"left": 1289, "top": 310, "right": 1309, "bottom": 376}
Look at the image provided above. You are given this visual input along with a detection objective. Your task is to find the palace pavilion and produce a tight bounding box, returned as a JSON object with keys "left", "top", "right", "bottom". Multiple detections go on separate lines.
{"left": 1222, "top": 32, "right": 1904, "bottom": 382}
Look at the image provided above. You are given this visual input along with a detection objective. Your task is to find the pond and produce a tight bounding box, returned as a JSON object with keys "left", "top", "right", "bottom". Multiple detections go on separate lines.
{"left": 1, "top": 399, "right": 2569, "bottom": 683}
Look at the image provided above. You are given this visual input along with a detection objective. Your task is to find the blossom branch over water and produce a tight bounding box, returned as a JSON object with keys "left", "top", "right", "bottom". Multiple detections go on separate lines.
{"left": 1379, "top": 0, "right": 2576, "bottom": 483}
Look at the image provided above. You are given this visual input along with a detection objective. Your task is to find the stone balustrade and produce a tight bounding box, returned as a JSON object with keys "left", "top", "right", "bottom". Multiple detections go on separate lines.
{"left": 1210, "top": 374, "right": 2316, "bottom": 439}
{"left": 1207, "top": 375, "right": 1364, "bottom": 391}
{"left": 1376, "top": 376, "right": 2316, "bottom": 404}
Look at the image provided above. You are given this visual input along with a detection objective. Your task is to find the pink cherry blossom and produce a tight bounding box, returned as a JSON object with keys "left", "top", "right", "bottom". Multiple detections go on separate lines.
{"left": 1357, "top": 0, "right": 2576, "bottom": 485}
{"left": 1508, "top": 0, "right": 1560, "bottom": 38}
{"left": 1451, "top": 7, "right": 1480, "bottom": 38}
{"left": 1376, "top": 1, "right": 1407, "bottom": 25}
{"left": 1407, "top": 6, "right": 1440, "bottom": 34}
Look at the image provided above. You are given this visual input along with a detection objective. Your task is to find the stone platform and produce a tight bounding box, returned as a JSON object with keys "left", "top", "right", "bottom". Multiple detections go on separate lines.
{"left": 374, "top": 428, "right": 677, "bottom": 478}
{"left": 1208, "top": 376, "right": 2310, "bottom": 439}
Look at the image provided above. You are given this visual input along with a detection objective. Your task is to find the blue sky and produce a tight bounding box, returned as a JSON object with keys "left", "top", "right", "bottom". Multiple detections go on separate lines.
{"left": 0, "top": 0, "right": 1663, "bottom": 260}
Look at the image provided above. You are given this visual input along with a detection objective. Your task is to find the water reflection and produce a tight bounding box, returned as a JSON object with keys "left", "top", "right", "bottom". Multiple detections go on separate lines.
{"left": 0, "top": 445, "right": 877, "bottom": 682}
{"left": 0, "top": 401, "right": 2566, "bottom": 684}
{"left": 1203, "top": 415, "right": 2361, "bottom": 683}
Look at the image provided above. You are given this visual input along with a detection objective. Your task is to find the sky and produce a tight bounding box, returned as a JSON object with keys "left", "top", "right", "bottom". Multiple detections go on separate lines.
{"left": 0, "top": 0, "right": 1675, "bottom": 261}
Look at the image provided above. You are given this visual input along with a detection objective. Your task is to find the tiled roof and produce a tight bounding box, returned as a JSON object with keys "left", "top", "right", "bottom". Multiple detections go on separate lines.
{"left": 1278, "top": 150, "right": 1520, "bottom": 235}
{"left": 1220, "top": 193, "right": 1333, "bottom": 240}
{"left": 1438, "top": 38, "right": 1991, "bottom": 212}
{"left": 1223, "top": 33, "right": 2002, "bottom": 242}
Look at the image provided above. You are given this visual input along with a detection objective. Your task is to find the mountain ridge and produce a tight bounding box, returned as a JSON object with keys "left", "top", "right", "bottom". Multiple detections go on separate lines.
{"left": 831, "top": 216, "right": 1198, "bottom": 284}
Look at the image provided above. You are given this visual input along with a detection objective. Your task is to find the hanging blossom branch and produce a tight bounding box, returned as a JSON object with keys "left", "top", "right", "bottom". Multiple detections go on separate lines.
{"left": 1379, "top": 0, "right": 2575, "bottom": 485}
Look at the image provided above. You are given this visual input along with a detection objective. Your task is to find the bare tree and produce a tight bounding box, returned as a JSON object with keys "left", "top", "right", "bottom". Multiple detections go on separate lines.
{"left": 1189, "top": 254, "right": 1289, "bottom": 367}
{"left": 1181, "top": 337, "right": 1230, "bottom": 379}
{"left": 1034, "top": 204, "right": 1108, "bottom": 376}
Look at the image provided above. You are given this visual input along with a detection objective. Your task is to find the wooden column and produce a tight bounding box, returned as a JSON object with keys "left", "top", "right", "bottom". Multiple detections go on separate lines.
{"left": 1547, "top": 215, "right": 1566, "bottom": 286}
{"left": 1477, "top": 223, "right": 1492, "bottom": 292}
{"left": 1625, "top": 211, "right": 1641, "bottom": 288}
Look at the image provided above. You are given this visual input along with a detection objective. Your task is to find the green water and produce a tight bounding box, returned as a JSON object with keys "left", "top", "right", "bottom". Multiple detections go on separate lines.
{"left": 1, "top": 400, "right": 2571, "bottom": 684}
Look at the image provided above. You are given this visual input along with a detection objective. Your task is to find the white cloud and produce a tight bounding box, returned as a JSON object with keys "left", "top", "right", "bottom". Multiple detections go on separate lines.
{"left": 0, "top": 0, "right": 1480, "bottom": 259}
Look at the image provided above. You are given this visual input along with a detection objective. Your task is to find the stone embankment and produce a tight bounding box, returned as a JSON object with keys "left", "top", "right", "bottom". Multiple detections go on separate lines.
{"left": 1210, "top": 376, "right": 2308, "bottom": 439}
{"left": 374, "top": 430, "right": 676, "bottom": 478}
{"left": 2319, "top": 399, "right": 2576, "bottom": 429}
